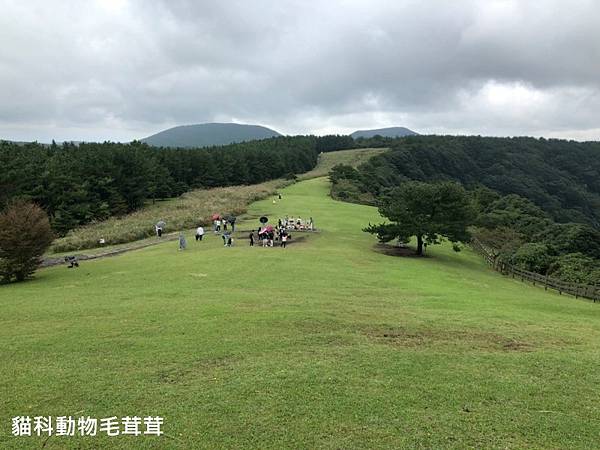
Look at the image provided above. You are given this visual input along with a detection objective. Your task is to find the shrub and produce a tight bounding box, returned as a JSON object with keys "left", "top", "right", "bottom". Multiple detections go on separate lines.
{"left": 330, "top": 179, "right": 375, "bottom": 205}
{"left": 0, "top": 200, "right": 54, "bottom": 282}
{"left": 510, "top": 243, "right": 553, "bottom": 274}
{"left": 534, "top": 223, "right": 600, "bottom": 259}
{"left": 547, "top": 253, "right": 600, "bottom": 284}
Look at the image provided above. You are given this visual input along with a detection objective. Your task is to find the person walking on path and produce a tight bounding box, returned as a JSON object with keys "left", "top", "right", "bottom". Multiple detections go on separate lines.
{"left": 195, "top": 226, "right": 204, "bottom": 241}
{"left": 155, "top": 220, "right": 166, "bottom": 237}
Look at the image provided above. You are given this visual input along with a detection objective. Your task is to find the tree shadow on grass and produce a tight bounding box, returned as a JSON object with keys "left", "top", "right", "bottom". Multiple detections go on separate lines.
{"left": 373, "top": 242, "right": 490, "bottom": 272}
{"left": 373, "top": 243, "right": 427, "bottom": 258}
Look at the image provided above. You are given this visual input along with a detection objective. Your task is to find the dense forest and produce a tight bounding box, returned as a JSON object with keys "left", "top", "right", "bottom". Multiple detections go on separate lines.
{"left": 330, "top": 135, "right": 600, "bottom": 284}
{"left": 0, "top": 134, "right": 370, "bottom": 235}
{"left": 357, "top": 136, "right": 600, "bottom": 226}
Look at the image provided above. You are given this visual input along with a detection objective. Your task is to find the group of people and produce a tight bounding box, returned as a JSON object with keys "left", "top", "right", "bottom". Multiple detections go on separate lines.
{"left": 164, "top": 213, "right": 315, "bottom": 251}
{"left": 249, "top": 227, "right": 290, "bottom": 248}
{"left": 212, "top": 217, "right": 235, "bottom": 233}
{"left": 179, "top": 226, "right": 233, "bottom": 250}
{"left": 279, "top": 216, "right": 314, "bottom": 231}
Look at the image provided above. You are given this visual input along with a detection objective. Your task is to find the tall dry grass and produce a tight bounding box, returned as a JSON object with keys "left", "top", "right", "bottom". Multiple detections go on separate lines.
{"left": 51, "top": 179, "right": 290, "bottom": 253}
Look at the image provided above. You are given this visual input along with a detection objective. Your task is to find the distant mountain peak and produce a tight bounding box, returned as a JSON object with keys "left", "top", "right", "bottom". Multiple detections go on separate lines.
{"left": 350, "top": 126, "right": 418, "bottom": 139}
{"left": 141, "top": 122, "right": 282, "bottom": 148}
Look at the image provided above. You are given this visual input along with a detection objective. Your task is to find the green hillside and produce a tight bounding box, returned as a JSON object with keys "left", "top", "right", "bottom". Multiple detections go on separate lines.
{"left": 49, "top": 148, "right": 385, "bottom": 253}
{"left": 141, "top": 123, "right": 281, "bottom": 148}
{"left": 2, "top": 175, "right": 600, "bottom": 448}
{"left": 298, "top": 147, "right": 388, "bottom": 180}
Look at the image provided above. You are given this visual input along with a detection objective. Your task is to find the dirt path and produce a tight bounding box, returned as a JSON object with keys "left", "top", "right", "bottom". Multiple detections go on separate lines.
{"left": 41, "top": 233, "right": 180, "bottom": 267}
{"left": 42, "top": 229, "right": 318, "bottom": 267}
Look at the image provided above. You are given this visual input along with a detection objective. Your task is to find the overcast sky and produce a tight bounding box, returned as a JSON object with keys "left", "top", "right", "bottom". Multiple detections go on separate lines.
{"left": 1, "top": 0, "right": 600, "bottom": 142}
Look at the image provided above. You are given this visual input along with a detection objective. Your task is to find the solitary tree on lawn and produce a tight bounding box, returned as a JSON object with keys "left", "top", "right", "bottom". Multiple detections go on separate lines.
{"left": 364, "top": 181, "right": 475, "bottom": 255}
{"left": 0, "top": 200, "right": 54, "bottom": 283}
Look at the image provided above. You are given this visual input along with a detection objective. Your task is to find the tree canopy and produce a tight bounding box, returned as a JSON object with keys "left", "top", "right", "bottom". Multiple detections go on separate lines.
{"left": 364, "top": 181, "right": 475, "bottom": 255}
{"left": 0, "top": 136, "right": 320, "bottom": 235}
{"left": 357, "top": 135, "right": 600, "bottom": 227}
{"left": 0, "top": 200, "right": 54, "bottom": 282}
{"left": 330, "top": 135, "right": 600, "bottom": 283}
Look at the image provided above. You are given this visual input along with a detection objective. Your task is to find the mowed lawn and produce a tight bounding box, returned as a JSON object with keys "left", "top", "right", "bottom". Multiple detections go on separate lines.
{"left": 2, "top": 177, "right": 600, "bottom": 449}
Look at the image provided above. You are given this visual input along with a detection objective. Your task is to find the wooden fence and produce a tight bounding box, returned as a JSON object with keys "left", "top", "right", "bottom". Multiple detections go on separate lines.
{"left": 470, "top": 238, "right": 600, "bottom": 303}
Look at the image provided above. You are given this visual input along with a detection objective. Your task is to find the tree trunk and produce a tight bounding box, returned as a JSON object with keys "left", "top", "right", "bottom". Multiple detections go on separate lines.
{"left": 416, "top": 235, "right": 424, "bottom": 255}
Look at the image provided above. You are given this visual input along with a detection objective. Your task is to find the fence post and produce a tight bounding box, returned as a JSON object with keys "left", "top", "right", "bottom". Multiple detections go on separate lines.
{"left": 472, "top": 239, "right": 597, "bottom": 303}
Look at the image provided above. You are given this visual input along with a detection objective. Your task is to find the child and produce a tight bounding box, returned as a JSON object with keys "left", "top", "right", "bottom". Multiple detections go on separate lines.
{"left": 179, "top": 233, "right": 187, "bottom": 250}
{"left": 281, "top": 233, "right": 288, "bottom": 248}
{"left": 195, "top": 225, "right": 204, "bottom": 241}
{"left": 249, "top": 232, "right": 255, "bottom": 246}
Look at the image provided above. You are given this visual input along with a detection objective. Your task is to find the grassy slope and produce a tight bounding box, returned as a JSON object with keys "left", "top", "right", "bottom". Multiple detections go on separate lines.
{"left": 49, "top": 147, "right": 385, "bottom": 255}
{"left": 49, "top": 180, "right": 291, "bottom": 254}
{"left": 298, "top": 147, "right": 387, "bottom": 180}
{"left": 2, "top": 177, "right": 600, "bottom": 449}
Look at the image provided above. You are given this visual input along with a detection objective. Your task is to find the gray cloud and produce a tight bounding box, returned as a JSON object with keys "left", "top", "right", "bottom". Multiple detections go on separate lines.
{"left": 1, "top": 0, "right": 599, "bottom": 141}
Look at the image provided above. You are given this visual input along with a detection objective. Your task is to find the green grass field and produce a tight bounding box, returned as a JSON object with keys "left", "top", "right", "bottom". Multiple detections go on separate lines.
{"left": 298, "top": 147, "right": 387, "bottom": 180}
{"left": 2, "top": 175, "right": 600, "bottom": 449}
{"left": 49, "top": 147, "right": 385, "bottom": 255}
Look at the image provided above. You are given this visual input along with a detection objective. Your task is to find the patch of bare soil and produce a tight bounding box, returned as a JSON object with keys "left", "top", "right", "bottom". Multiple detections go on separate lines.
{"left": 365, "top": 326, "right": 533, "bottom": 352}
{"left": 155, "top": 356, "right": 238, "bottom": 384}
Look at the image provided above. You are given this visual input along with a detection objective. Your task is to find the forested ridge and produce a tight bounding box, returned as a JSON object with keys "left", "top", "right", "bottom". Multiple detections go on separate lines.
{"left": 330, "top": 135, "right": 600, "bottom": 284}
{"left": 0, "top": 136, "right": 323, "bottom": 234}
{"left": 358, "top": 135, "right": 600, "bottom": 227}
